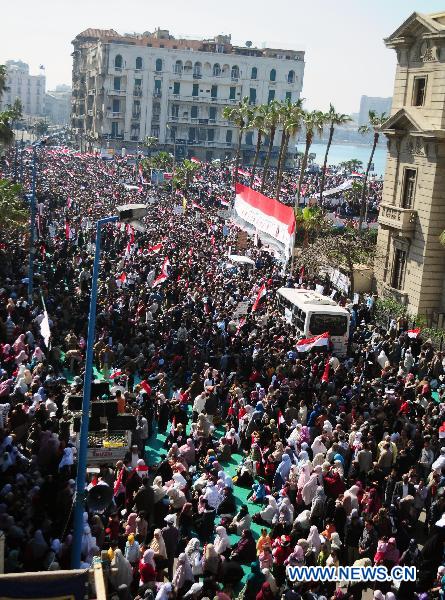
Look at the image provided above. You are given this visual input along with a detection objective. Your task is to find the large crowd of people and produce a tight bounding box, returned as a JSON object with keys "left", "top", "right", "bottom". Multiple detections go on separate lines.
{"left": 0, "top": 143, "right": 443, "bottom": 600}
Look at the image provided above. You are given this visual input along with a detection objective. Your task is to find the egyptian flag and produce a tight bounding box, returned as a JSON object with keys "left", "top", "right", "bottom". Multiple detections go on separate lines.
{"left": 407, "top": 328, "right": 421, "bottom": 339}
{"left": 278, "top": 410, "right": 285, "bottom": 426}
{"left": 252, "top": 284, "right": 267, "bottom": 312}
{"left": 152, "top": 272, "right": 168, "bottom": 287}
{"left": 113, "top": 468, "right": 125, "bottom": 496}
{"left": 119, "top": 272, "right": 127, "bottom": 284}
{"left": 140, "top": 380, "right": 152, "bottom": 396}
{"left": 296, "top": 332, "right": 329, "bottom": 352}
{"left": 220, "top": 198, "right": 230, "bottom": 208}
{"left": 170, "top": 415, "right": 176, "bottom": 435}
{"left": 192, "top": 200, "right": 204, "bottom": 211}
{"left": 129, "top": 226, "right": 135, "bottom": 245}
{"left": 124, "top": 241, "right": 131, "bottom": 257}
{"left": 439, "top": 422, "right": 445, "bottom": 439}
{"left": 161, "top": 257, "right": 171, "bottom": 276}
{"left": 190, "top": 157, "right": 201, "bottom": 164}
{"left": 138, "top": 164, "right": 146, "bottom": 184}
{"left": 210, "top": 235, "right": 215, "bottom": 246}
{"left": 65, "top": 218, "right": 71, "bottom": 240}
{"left": 235, "top": 316, "right": 246, "bottom": 336}
{"left": 110, "top": 370, "right": 122, "bottom": 379}
{"left": 237, "top": 168, "right": 250, "bottom": 177}
{"left": 147, "top": 243, "right": 163, "bottom": 254}
{"left": 321, "top": 357, "right": 330, "bottom": 383}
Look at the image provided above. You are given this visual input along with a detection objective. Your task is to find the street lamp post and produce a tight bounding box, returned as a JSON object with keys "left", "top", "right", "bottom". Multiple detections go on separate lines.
{"left": 27, "top": 145, "right": 38, "bottom": 305}
{"left": 71, "top": 204, "right": 148, "bottom": 569}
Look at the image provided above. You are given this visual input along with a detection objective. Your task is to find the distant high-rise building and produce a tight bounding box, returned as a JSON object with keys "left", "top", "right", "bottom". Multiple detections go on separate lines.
{"left": 45, "top": 85, "right": 72, "bottom": 125}
{"left": 70, "top": 27, "right": 305, "bottom": 162}
{"left": 358, "top": 95, "right": 392, "bottom": 125}
{"left": 0, "top": 60, "right": 46, "bottom": 116}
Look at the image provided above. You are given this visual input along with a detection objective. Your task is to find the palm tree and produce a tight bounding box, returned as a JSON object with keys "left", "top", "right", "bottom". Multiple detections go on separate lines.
{"left": 249, "top": 104, "right": 268, "bottom": 188}
{"left": 222, "top": 97, "right": 251, "bottom": 187}
{"left": 358, "top": 110, "right": 387, "bottom": 231}
{"left": 295, "top": 206, "right": 325, "bottom": 246}
{"left": 275, "top": 99, "right": 304, "bottom": 200}
{"left": 173, "top": 159, "right": 201, "bottom": 197}
{"left": 319, "top": 104, "right": 351, "bottom": 204}
{"left": 260, "top": 99, "right": 281, "bottom": 193}
{"left": 295, "top": 110, "right": 325, "bottom": 212}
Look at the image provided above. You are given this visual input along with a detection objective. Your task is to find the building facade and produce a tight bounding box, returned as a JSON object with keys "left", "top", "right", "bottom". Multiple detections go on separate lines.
{"left": 71, "top": 28, "right": 305, "bottom": 162}
{"left": 375, "top": 12, "right": 445, "bottom": 322}
{"left": 358, "top": 95, "right": 392, "bottom": 125}
{"left": 0, "top": 60, "right": 46, "bottom": 116}
{"left": 45, "top": 85, "right": 72, "bottom": 125}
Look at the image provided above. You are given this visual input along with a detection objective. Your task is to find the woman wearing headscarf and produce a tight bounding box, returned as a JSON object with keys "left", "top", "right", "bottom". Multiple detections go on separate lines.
{"left": 202, "top": 542, "right": 221, "bottom": 577}
{"left": 255, "top": 581, "right": 275, "bottom": 600}
{"left": 228, "top": 504, "right": 251, "bottom": 535}
{"left": 254, "top": 495, "right": 278, "bottom": 525}
{"left": 110, "top": 548, "right": 133, "bottom": 588}
{"left": 244, "top": 561, "right": 266, "bottom": 600}
{"left": 310, "top": 486, "right": 327, "bottom": 526}
{"left": 214, "top": 525, "right": 231, "bottom": 556}
{"left": 124, "top": 533, "right": 140, "bottom": 565}
{"left": 307, "top": 525, "right": 322, "bottom": 556}
{"left": 139, "top": 548, "right": 157, "bottom": 585}
{"left": 150, "top": 528, "right": 168, "bottom": 575}
{"left": 179, "top": 438, "right": 195, "bottom": 465}
{"left": 185, "top": 537, "right": 202, "bottom": 579}
{"left": 273, "top": 453, "right": 292, "bottom": 491}
{"left": 80, "top": 525, "right": 96, "bottom": 563}
{"left": 230, "top": 529, "right": 257, "bottom": 564}
{"left": 155, "top": 582, "right": 173, "bottom": 600}
{"left": 172, "top": 552, "right": 194, "bottom": 597}
{"left": 124, "top": 511, "right": 138, "bottom": 535}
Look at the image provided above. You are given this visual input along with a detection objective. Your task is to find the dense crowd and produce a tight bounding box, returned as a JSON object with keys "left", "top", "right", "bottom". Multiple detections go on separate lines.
{"left": 0, "top": 145, "right": 443, "bottom": 600}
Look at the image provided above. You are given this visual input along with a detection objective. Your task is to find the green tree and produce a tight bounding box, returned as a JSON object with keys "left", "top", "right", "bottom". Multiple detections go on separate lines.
{"left": 275, "top": 99, "right": 304, "bottom": 200}
{"left": 249, "top": 104, "right": 268, "bottom": 187}
{"left": 260, "top": 99, "right": 281, "bottom": 193}
{"left": 222, "top": 96, "right": 252, "bottom": 187}
{"left": 319, "top": 104, "right": 351, "bottom": 204}
{"left": 339, "top": 158, "right": 363, "bottom": 172}
{"left": 0, "top": 100, "right": 22, "bottom": 147}
{"left": 295, "top": 110, "right": 325, "bottom": 211}
{"left": 172, "top": 159, "right": 201, "bottom": 196}
{"left": 0, "top": 179, "right": 27, "bottom": 239}
{"left": 295, "top": 205, "right": 325, "bottom": 247}
{"left": 358, "top": 110, "right": 387, "bottom": 231}
{"left": 144, "top": 150, "right": 173, "bottom": 172}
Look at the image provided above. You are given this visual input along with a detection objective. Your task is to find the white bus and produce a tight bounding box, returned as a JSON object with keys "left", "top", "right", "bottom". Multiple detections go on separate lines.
{"left": 276, "top": 287, "right": 350, "bottom": 356}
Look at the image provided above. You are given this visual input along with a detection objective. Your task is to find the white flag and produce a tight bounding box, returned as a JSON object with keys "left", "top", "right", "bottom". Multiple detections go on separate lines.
{"left": 40, "top": 310, "right": 51, "bottom": 348}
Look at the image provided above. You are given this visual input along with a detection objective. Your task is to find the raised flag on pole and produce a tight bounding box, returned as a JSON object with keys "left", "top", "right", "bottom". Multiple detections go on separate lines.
{"left": 252, "top": 284, "right": 267, "bottom": 312}
{"left": 152, "top": 272, "right": 168, "bottom": 287}
{"left": 321, "top": 357, "right": 330, "bottom": 383}
{"left": 439, "top": 422, "right": 445, "bottom": 439}
{"left": 190, "top": 157, "right": 201, "bottom": 164}
{"left": 161, "top": 257, "right": 171, "bottom": 276}
{"left": 407, "top": 328, "right": 421, "bottom": 339}
{"left": 220, "top": 198, "right": 230, "bottom": 208}
{"left": 192, "top": 200, "right": 204, "bottom": 211}
{"left": 296, "top": 332, "right": 329, "bottom": 353}
{"left": 237, "top": 168, "right": 251, "bottom": 177}
{"left": 278, "top": 410, "right": 285, "bottom": 426}
{"left": 147, "top": 243, "right": 163, "bottom": 254}
{"left": 40, "top": 310, "right": 51, "bottom": 348}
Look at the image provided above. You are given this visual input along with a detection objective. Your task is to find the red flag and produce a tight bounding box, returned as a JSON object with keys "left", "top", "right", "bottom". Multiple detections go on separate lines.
{"left": 130, "top": 226, "right": 135, "bottom": 245}
{"left": 190, "top": 157, "right": 201, "bottom": 164}
{"left": 252, "top": 284, "right": 267, "bottom": 312}
{"left": 192, "top": 200, "right": 204, "bottom": 211}
{"left": 296, "top": 332, "right": 330, "bottom": 352}
{"left": 161, "top": 257, "right": 171, "bottom": 276}
{"left": 235, "top": 317, "right": 246, "bottom": 336}
{"left": 119, "top": 272, "right": 127, "bottom": 283}
{"left": 113, "top": 467, "right": 124, "bottom": 496}
{"left": 407, "top": 328, "right": 421, "bottom": 339}
{"left": 278, "top": 410, "right": 285, "bottom": 425}
{"left": 147, "top": 243, "right": 163, "bottom": 254}
{"left": 152, "top": 272, "right": 167, "bottom": 287}
{"left": 321, "top": 357, "right": 330, "bottom": 383}
{"left": 210, "top": 235, "right": 215, "bottom": 246}
{"left": 65, "top": 219, "right": 71, "bottom": 240}
{"left": 140, "top": 380, "right": 152, "bottom": 396}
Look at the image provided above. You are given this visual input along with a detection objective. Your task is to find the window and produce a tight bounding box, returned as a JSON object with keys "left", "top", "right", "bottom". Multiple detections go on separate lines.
{"left": 245, "top": 131, "right": 253, "bottom": 145}
{"left": 213, "top": 63, "right": 221, "bottom": 76}
{"left": 270, "top": 68, "right": 276, "bottom": 81}
{"left": 132, "top": 100, "right": 140, "bottom": 118}
{"left": 401, "top": 168, "right": 417, "bottom": 208}
{"left": 112, "top": 99, "right": 120, "bottom": 113}
{"left": 111, "top": 121, "right": 119, "bottom": 137}
{"left": 287, "top": 70, "right": 295, "bottom": 83}
{"left": 391, "top": 248, "right": 407, "bottom": 290}
{"left": 309, "top": 314, "right": 348, "bottom": 337}
{"left": 268, "top": 89, "right": 276, "bottom": 103}
{"left": 413, "top": 77, "right": 426, "bottom": 106}
{"left": 173, "top": 81, "right": 180, "bottom": 95}
{"left": 209, "top": 106, "right": 217, "bottom": 121}
{"left": 193, "top": 62, "right": 202, "bottom": 78}
{"left": 155, "top": 58, "right": 162, "bottom": 72}
{"left": 231, "top": 65, "right": 240, "bottom": 79}
{"left": 229, "top": 86, "right": 236, "bottom": 100}
{"left": 114, "top": 55, "right": 123, "bottom": 69}
{"left": 192, "top": 83, "right": 199, "bottom": 97}
{"left": 211, "top": 85, "right": 218, "bottom": 98}
{"left": 207, "top": 129, "right": 215, "bottom": 142}
{"left": 188, "top": 127, "right": 196, "bottom": 142}
{"left": 174, "top": 60, "right": 183, "bottom": 74}
{"left": 226, "top": 130, "right": 233, "bottom": 143}
{"left": 285, "top": 91, "right": 292, "bottom": 101}
{"left": 251, "top": 67, "right": 257, "bottom": 79}
{"left": 171, "top": 104, "right": 179, "bottom": 117}
{"left": 249, "top": 88, "right": 257, "bottom": 105}
{"left": 154, "top": 79, "right": 161, "bottom": 91}
{"left": 191, "top": 105, "right": 198, "bottom": 119}
{"left": 135, "top": 57, "right": 142, "bottom": 70}
{"left": 113, "top": 76, "right": 121, "bottom": 91}
{"left": 169, "top": 126, "right": 176, "bottom": 141}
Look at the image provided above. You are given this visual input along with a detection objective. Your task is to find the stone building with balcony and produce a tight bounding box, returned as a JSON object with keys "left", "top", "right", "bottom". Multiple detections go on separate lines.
{"left": 71, "top": 27, "right": 304, "bottom": 162}
{"left": 375, "top": 12, "right": 445, "bottom": 322}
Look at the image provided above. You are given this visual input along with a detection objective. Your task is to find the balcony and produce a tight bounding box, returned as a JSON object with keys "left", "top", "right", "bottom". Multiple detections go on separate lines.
{"left": 133, "top": 88, "right": 142, "bottom": 97}
{"left": 378, "top": 204, "right": 417, "bottom": 234}
{"left": 153, "top": 90, "right": 162, "bottom": 98}
{"left": 168, "top": 94, "right": 237, "bottom": 105}
{"left": 106, "top": 111, "right": 124, "bottom": 119}
{"left": 132, "top": 113, "right": 141, "bottom": 120}
{"left": 88, "top": 88, "right": 96, "bottom": 95}
{"left": 107, "top": 88, "right": 127, "bottom": 96}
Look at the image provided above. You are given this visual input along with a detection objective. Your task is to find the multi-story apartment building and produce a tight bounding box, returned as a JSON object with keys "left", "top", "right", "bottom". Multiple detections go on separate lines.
{"left": 0, "top": 60, "right": 46, "bottom": 116}
{"left": 358, "top": 95, "right": 392, "bottom": 126}
{"left": 375, "top": 12, "right": 445, "bottom": 322}
{"left": 71, "top": 28, "right": 305, "bottom": 163}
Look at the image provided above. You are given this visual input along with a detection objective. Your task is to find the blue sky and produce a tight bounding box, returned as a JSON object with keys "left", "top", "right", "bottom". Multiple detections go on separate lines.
{"left": 1, "top": 0, "right": 444, "bottom": 113}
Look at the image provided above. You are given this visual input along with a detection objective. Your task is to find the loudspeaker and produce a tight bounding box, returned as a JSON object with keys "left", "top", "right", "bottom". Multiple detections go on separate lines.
{"left": 86, "top": 484, "right": 113, "bottom": 512}
{"left": 104, "top": 401, "right": 118, "bottom": 418}
{"left": 108, "top": 415, "right": 137, "bottom": 431}
{"left": 68, "top": 395, "right": 83, "bottom": 411}
{"left": 73, "top": 416, "right": 102, "bottom": 432}
{"left": 91, "top": 402, "right": 106, "bottom": 418}
{"left": 91, "top": 380, "right": 110, "bottom": 398}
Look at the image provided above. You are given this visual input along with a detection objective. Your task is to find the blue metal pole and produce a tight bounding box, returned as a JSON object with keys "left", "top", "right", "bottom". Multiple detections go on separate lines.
{"left": 19, "top": 139, "right": 24, "bottom": 184}
{"left": 27, "top": 146, "right": 37, "bottom": 305}
{"left": 71, "top": 214, "right": 118, "bottom": 568}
